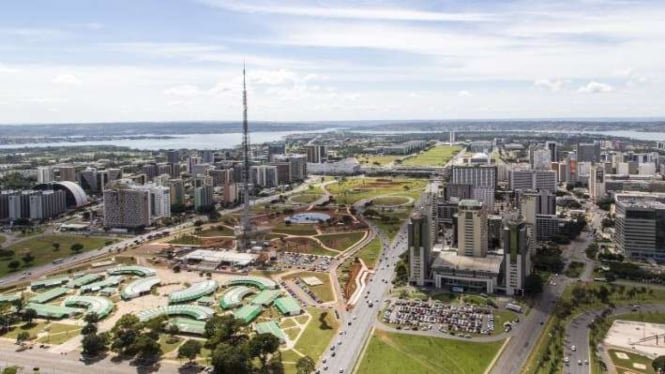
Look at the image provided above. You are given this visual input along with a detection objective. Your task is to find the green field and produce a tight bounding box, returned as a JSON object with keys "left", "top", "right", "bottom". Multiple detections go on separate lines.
{"left": 273, "top": 223, "right": 319, "bottom": 236}
{"left": 276, "top": 237, "right": 339, "bottom": 257}
{"left": 401, "top": 145, "right": 462, "bottom": 167}
{"left": 37, "top": 323, "right": 82, "bottom": 344}
{"left": 357, "top": 155, "right": 404, "bottom": 166}
{"left": 2, "top": 321, "right": 48, "bottom": 340}
{"left": 284, "top": 271, "right": 335, "bottom": 302}
{"left": 357, "top": 330, "right": 504, "bottom": 374}
{"left": 608, "top": 349, "right": 654, "bottom": 374}
{"left": 355, "top": 236, "right": 382, "bottom": 269}
{"left": 326, "top": 177, "right": 426, "bottom": 205}
{"left": 168, "top": 234, "right": 202, "bottom": 245}
{"left": 1, "top": 235, "right": 114, "bottom": 276}
{"left": 198, "top": 225, "right": 234, "bottom": 237}
{"left": 315, "top": 231, "right": 365, "bottom": 251}
{"left": 290, "top": 194, "right": 323, "bottom": 204}
{"left": 372, "top": 196, "right": 411, "bottom": 206}
{"left": 293, "top": 308, "right": 339, "bottom": 362}
{"left": 158, "top": 333, "right": 182, "bottom": 354}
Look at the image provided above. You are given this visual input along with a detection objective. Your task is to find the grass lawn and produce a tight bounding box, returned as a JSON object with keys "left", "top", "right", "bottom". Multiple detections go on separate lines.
{"left": 198, "top": 226, "right": 234, "bottom": 237}
{"left": 564, "top": 261, "right": 585, "bottom": 278}
{"left": 493, "top": 310, "right": 519, "bottom": 336}
{"left": 355, "top": 236, "right": 382, "bottom": 269}
{"left": 609, "top": 349, "right": 654, "bottom": 374}
{"left": 158, "top": 334, "right": 183, "bottom": 354}
{"left": 272, "top": 223, "right": 319, "bottom": 236}
{"left": 2, "top": 235, "right": 114, "bottom": 277}
{"left": 280, "top": 349, "right": 303, "bottom": 363}
{"left": 315, "top": 231, "right": 366, "bottom": 252}
{"left": 295, "top": 315, "right": 309, "bottom": 325}
{"left": 326, "top": 177, "right": 426, "bottom": 205}
{"left": 284, "top": 272, "right": 335, "bottom": 302}
{"left": 37, "top": 323, "right": 82, "bottom": 344}
{"left": 368, "top": 207, "right": 412, "bottom": 240}
{"left": 293, "top": 307, "right": 339, "bottom": 361}
{"left": 0, "top": 235, "right": 5, "bottom": 245}
{"left": 284, "top": 326, "right": 301, "bottom": 341}
{"left": 400, "top": 145, "right": 462, "bottom": 167}
{"left": 290, "top": 194, "right": 323, "bottom": 204}
{"left": 357, "top": 330, "right": 504, "bottom": 374}
{"left": 168, "top": 235, "right": 202, "bottom": 245}
{"left": 2, "top": 321, "right": 48, "bottom": 340}
{"left": 357, "top": 155, "right": 404, "bottom": 166}
{"left": 274, "top": 237, "right": 339, "bottom": 257}
{"left": 280, "top": 318, "right": 297, "bottom": 329}
{"left": 372, "top": 196, "right": 411, "bottom": 206}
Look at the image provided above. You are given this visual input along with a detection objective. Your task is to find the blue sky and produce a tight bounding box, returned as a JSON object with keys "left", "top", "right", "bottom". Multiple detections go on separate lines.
{"left": 0, "top": 0, "right": 664, "bottom": 123}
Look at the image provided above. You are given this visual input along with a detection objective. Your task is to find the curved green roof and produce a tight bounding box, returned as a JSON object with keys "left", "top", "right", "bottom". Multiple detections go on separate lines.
{"left": 233, "top": 304, "right": 262, "bottom": 324}
{"left": 137, "top": 305, "right": 215, "bottom": 322}
{"left": 121, "top": 276, "right": 160, "bottom": 300}
{"left": 274, "top": 296, "right": 302, "bottom": 316}
{"left": 64, "top": 296, "right": 114, "bottom": 319}
{"left": 80, "top": 276, "right": 123, "bottom": 293}
{"left": 168, "top": 280, "right": 218, "bottom": 304}
{"left": 220, "top": 286, "right": 256, "bottom": 309}
{"left": 108, "top": 266, "right": 156, "bottom": 277}
{"left": 227, "top": 276, "right": 277, "bottom": 290}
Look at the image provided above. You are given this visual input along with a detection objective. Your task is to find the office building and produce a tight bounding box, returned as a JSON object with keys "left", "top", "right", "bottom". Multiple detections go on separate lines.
{"left": 452, "top": 165, "right": 496, "bottom": 209}
{"left": 408, "top": 212, "right": 432, "bottom": 286}
{"left": 98, "top": 168, "right": 122, "bottom": 190}
{"left": 37, "top": 166, "right": 54, "bottom": 184}
{"left": 589, "top": 164, "right": 606, "bottom": 202}
{"left": 545, "top": 141, "right": 559, "bottom": 162}
{"left": 210, "top": 168, "right": 234, "bottom": 187}
{"left": 577, "top": 142, "right": 601, "bottom": 163}
{"left": 142, "top": 164, "right": 158, "bottom": 180}
{"left": 273, "top": 154, "right": 307, "bottom": 182}
{"left": 304, "top": 145, "right": 327, "bottom": 164}
{"left": 79, "top": 167, "right": 98, "bottom": 192}
{"left": 57, "top": 165, "right": 76, "bottom": 182}
{"left": 267, "top": 143, "right": 286, "bottom": 161}
{"left": 502, "top": 217, "right": 531, "bottom": 296}
{"left": 194, "top": 185, "right": 214, "bottom": 210}
{"left": 614, "top": 193, "right": 665, "bottom": 261}
{"left": 431, "top": 252, "right": 503, "bottom": 293}
{"left": 103, "top": 181, "right": 169, "bottom": 228}
{"left": 169, "top": 179, "right": 185, "bottom": 205}
{"left": 251, "top": 165, "right": 279, "bottom": 188}
{"left": 510, "top": 170, "right": 557, "bottom": 192}
{"left": 457, "top": 200, "right": 488, "bottom": 257}
{"left": 529, "top": 146, "right": 551, "bottom": 170}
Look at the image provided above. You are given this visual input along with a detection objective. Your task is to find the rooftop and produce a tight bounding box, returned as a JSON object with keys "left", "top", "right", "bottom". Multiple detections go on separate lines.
{"left": 432, "top": 251, "right": 503, "bottom": 274}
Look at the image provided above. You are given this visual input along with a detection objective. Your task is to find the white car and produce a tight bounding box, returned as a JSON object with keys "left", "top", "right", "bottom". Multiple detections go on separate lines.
{"left": 571, "top": 345, "right": 576, "bottom": 351}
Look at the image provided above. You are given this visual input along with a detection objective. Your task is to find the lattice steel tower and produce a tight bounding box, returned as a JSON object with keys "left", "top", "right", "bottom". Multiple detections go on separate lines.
{"left": 240, "top": 64, "right": 252, "bottom": 250}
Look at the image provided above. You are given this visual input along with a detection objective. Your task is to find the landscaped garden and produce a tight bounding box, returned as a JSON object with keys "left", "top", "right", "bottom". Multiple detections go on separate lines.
{"left": 400, "top": 145, "right": 462, "bottom": 167}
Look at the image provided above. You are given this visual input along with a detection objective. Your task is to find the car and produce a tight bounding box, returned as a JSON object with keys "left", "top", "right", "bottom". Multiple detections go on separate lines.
{"left": 578, "top": 360, "right": 582, "bottom": 365}
{"left": 339, "top": 369, "right": 344, "bottom": 373}
{"left": 322, "top": 358, "right": 327, "bottom": 364}
{"left": 564, "top": 356, "right": 569, "bottom": 364}
{"left": 584, "top": 360, "right": 588, "bottom": 365}
{"left": 331, "top": 352, "right": 336, "bottom": 357}
{"left": 571, "top": 345, "right": 576, "bottom": 351}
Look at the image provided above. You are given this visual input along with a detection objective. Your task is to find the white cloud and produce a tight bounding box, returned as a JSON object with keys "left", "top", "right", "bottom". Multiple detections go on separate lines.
{"left": 163, "top": 84, "right": 206, "bottom": 97}
{"left": 534, "top": 79, "right": 565, "bottom": 92}
{"left": 457, "top": 90, "right": 472, "bottom": 97}
{"left": 199, "top": 0, "right": 492, "bottom": 22}
{"left": 0, "top": 63, "right": 19, "bottom": 73}
{"left": 52, "top": 73, "right": 82, "bottom": 86}
{"left": 577, "top": 81, "right": 614, "bottom": 94}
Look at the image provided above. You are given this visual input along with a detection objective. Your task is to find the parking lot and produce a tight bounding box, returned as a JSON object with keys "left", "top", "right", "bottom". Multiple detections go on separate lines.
{"left": 277, "top": 252, "right": 332, "bottom": 272}
{"left": 383, "top": 300, "right": 497, "bottom": 336}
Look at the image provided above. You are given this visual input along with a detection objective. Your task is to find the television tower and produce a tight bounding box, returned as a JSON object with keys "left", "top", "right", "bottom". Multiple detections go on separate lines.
{"left": 240, "top": 64, "right": 252, "bottom": 250}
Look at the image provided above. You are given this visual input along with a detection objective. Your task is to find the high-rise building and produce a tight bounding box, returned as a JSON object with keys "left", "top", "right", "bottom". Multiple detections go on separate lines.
{"left": 169, "top": 179, "right": 185, "bottom": 205}
{"left": 143, "top": 164, "right": 158, "bottom": 180}
{"left": 457, "top": 200, "right": 487, "bottom": 257}
{"left": 273, "top": 154, "right": 307, "bottom": 181}
{"left": 103, "top": 185, "right": 150, "bottom": 229}
{"left": 510, "top": 170, "right": 557, "bottom": 192}
{"left": 194, "top": 185, "right": 214, "bottom": 210}
{"left": 503, "top": 217, "right": 531, "bottom": 296}
{"left": 57, "top": 165, "right": 76, "bottom": 182}
{"left": 166, "top": 150, "right": 180, "bottom": 164}
{"left": 451, "top": 165, "right": 496, "bottom": 209}
{"left": 201, "top": 150, "right": 215, "bottom": 164}
{"left": 149, "top": 185, "right": 171, "bottom": 219}
{"left": 614, "top": 193, "right": 665, "bottom": 261}
{"left": 268, "top": 143, "right": 286, "bottom": 161}
{"left": 589, "top": 164, "right": 606, "bottom": 202}
{"left": 577, "top": 142, "right": 601, "bottom": 163}
{"left": 304, "top": 145, "right": 327, "bottom": 164}
{"left": 408, "top": 212, "right": 432, "bottom": 286}
{"left": 79, "top": 167, "right": 98, "bottom": 193}
{"left": 0, "top": 191, "right": 11, "bottom": 222}
{"left": 251, "top": 165, "right": 278, "bottom": 188}
{"left": 37, "top": 166, "right": 54, "bottom": 184}
{"left": 98, "top": 168, "right": 122, "bottom": 190}
{"left": 530, "top": 147, "right": 551, "bottom": 170}
{"left": 545, "top": 141, "right": 559, "bottom": 162}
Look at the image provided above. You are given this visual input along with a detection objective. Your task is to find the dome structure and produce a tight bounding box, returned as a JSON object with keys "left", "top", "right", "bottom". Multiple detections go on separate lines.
{"left": 34, "top": 181, "right": 89, "bottom": 208}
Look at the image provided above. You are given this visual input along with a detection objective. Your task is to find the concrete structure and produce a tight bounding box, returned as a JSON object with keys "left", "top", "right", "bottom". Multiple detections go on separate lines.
{"left": 545, "top": 141, "right": 559, "bottom": 162}
{"left": 37, "top": 166, "right": 54, "bottom": 184}
{"left": 614, "top": 192, "right": 665, "bottom": 261}
{"left": 103, "top": 182, "right": 151, "bottom": 228}
{"left": 304, "top": 145, "right": 327, "bottom": 163}
{"left": 194, "top": 184, "right": 214, "bottom": 210}
{"left": 503, "top": 218, "right": 531, "bottom": 296}
{"left": 457, "top": 200, "right": 487, "bottom": 257}
{"left": 577, "top": 142, "right": 601, "bottom": 163}
{"left": 510, "top": 169, "right": 557, "bottom": 192}
{"left": 431, "top": 251, "right": 503, "bottom": 293}
{"left": 589, "top": 163, "right": 606, "bottom": 201}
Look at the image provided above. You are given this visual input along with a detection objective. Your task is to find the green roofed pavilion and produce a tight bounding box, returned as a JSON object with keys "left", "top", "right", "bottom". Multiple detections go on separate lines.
{"left": 227, "top": 276, "right": 277, "bottom": 290}
{"left": 168, "top": 280, "right": 218, "bottom": 304}
{"left": 0, "top": 293, "right": 20, "bottom": 304}
{"left": 274, "top": 296, "right": 302, "bottom": 316}
{"left": 169, "top": 318, "right": 206, "bottom": 335}
{"left": 107, "top": 265, "right": 156, "bottom": 277}
{"left": 254, "top": 321, "right": 286, "bottom": 343}
{"left": 31, "top": 276, "right": 69, "bottom": 290}
{"left": 29, "top": 287, "right": 69, "bottom": 304}
{"left": 233, "top": 304, "right": 262, "bottom": 324}
{"left": 24, "top": 303, "right": 81, "bottom": 319}
{"left": 64, "top": 296, "right": 114, "bottom": 319}
{"left": 220, "top": 286, "right": 255, "bottom": 310}
{"left": 69, "top": 273, "right": 104, "bottom": 288}
{"left": 251, "top": 290, "right": 282, "bottom": 306}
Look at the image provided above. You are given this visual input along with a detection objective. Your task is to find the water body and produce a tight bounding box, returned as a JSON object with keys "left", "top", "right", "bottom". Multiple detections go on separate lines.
{"left": 0, "top": 128, "right": 662, "bottom": 151}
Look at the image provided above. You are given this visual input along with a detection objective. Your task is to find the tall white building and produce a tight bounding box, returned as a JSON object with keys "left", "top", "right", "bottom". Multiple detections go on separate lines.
{"left": 103, "top": 181, "right": 170, "bottom": 228}
{"left": 37, "top": 166, "right": 54, "bottom": 184}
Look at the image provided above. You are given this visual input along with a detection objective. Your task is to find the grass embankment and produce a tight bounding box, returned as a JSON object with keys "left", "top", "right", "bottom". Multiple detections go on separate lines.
{"left": 168, "top": 235, "right": 201, "bottom": 245}
{"left": 293, "top": 308, "right": 339, "bottom": 361}
{"left": 198, "top": 226, "right": 234, "bottom": 237}
{"left": 274, "top": 237, "right": 338, "bottom": 257}
{"left": 372, "top": 196, "right": 411, "bottom": 206}
{"left": 290, "top": 194, "right": 324, "bottom": 204}
{"left": 1, "top": 235, "right": 114, "bottom": 276}
{"left": 357, "top": 155, "right": 404, "bottom": 166}
{"left": 524, "top": 283, "right": 665, "bottom": 374}
{"left": 400, "top": 145, "right": 462, "bottom": 167}
{"left": 272, "top": 223, "right": 319, "bottom": 236}
{"left": 608, "top": 349, "right": 655, "bottom": 374}
{"left": 357, "top": 330, "right": 504, "bottom": 374}
{"left": 326, "top": 177, "right": 426, "bottom": 205}
{"left": 284, "top": 272, "right": 335, "bottom": 302}
{"left": 315, "top": 231, "right": 365, "bottom": 252}
{"left": 355, "top": 236, "right": 382, "bottom": 269}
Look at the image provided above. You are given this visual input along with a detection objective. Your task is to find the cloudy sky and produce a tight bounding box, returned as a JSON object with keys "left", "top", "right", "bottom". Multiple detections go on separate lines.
{"left": 1, "top": 0, "right": 664, "bottom": 124}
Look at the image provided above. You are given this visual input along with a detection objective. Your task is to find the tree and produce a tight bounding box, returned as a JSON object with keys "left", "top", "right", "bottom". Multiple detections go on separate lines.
{"left": 8, "top": 260, "right": 20, "bottom": 271}
{"left": 52, "top": 242, "right": 60, "bottom": 252}
{"left": 248, "top": 333, "right": 280, "bottom": 369}
{"left": 21, "top": 252, "right": 34, "bottom": 265}
{"left": 84, "top": 312, "right": 99, "bottom": 325}
{"left": 22, "top": 308, "right": 37, "bottom": 325}
{"left": 524, "top": 273, "right": 544, "bottom": 296}
{"left": 296, "top": 356, "right": 316, "bottom": 374}
{"left": 212, "top": 343, "right": 251, "bottom": 374}
{"left": 177, "top": 339, "right": 202, "bottom": 362}
{"left": 204, "top": 314, "right": 244, "bottom": 348}
{"left": 70, "top": 243, "right": 84, "bottom": 253}
{"left": 110, "top": 314, "right": 142, "bottom": 355}
{"left": 133, "top": 334, "right": 162, "bottom": 362}
{"left": 16, "top": 331, "right": 30, "bottom": 344}
{"left": 653, "top": 356, "right": 665, "bottom": 373}
{"left": 81, "top": 323, "right": 98, "bottom": 336}
{"left": 81, "top": 333, "right": 108, "bottom": 357}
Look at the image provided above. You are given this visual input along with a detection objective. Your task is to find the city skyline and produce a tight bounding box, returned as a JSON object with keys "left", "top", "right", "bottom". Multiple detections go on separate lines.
{"left": 1, "top": 0, "right": 664, "bottom": 123}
